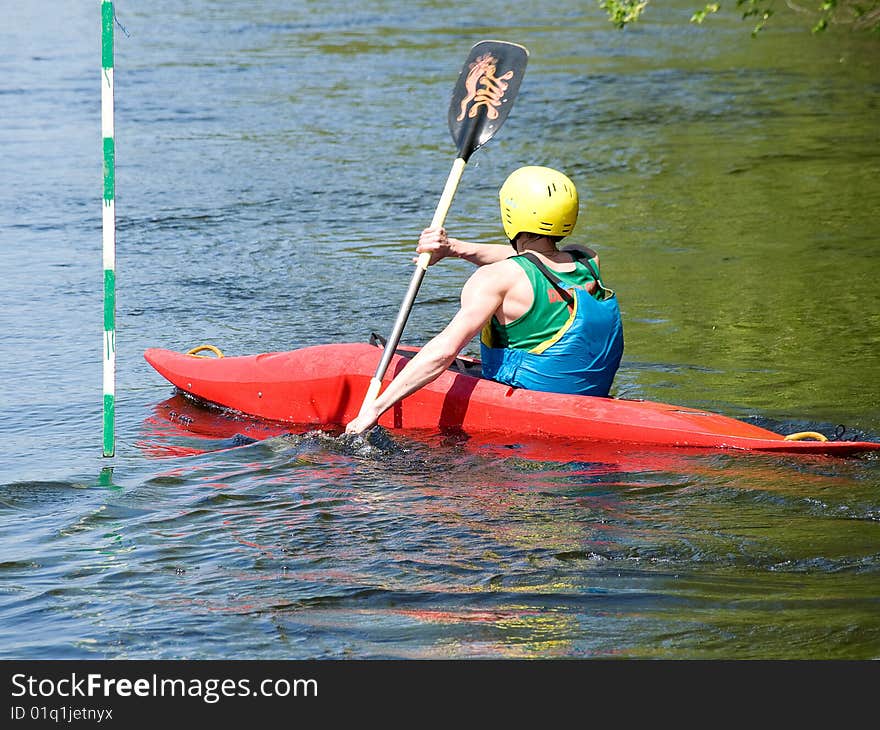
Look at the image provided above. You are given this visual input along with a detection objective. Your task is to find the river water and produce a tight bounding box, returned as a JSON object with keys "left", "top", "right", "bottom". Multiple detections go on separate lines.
{"left": 1, "top": 1, "right": 878, "bottom": 660}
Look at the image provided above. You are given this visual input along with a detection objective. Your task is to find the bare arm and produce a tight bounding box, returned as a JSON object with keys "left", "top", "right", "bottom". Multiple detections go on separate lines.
{"left": 416, "top": 226, "right": 513, "bottom": 267}
{"left": 345, "top": 266, "right": 505, "bottom": 434}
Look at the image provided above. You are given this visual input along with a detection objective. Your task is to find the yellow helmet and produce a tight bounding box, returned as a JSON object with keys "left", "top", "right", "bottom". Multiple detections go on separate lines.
{"left": 499, "top": 166, "right": 579, "bottom": 242}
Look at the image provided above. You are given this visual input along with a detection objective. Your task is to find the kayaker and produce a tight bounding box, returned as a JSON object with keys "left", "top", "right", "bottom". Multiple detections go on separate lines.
{"left": 345, "top": 165, "right": 624, "bottom": 435}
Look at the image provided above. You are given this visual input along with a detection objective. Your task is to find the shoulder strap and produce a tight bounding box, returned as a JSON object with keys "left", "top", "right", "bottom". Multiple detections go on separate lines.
{"left": 565, "top": 248, "right": 601, "bottom": 280}
{"left": 519, "top": 252, "right": 574, "bottom": 307}
{"left": 566, "top": 248, "right": 611, "bottom": 299}
{"left": 578, "top": 255, "right": 600, "bottom": 282}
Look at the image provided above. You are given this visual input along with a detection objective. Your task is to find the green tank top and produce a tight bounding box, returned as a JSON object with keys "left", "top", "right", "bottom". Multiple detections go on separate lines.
{"left": 484, "top": 254, "right": 599, "bottom": 351}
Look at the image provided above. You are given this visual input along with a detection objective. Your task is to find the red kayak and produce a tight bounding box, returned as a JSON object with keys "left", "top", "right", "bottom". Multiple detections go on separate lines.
{"left": 144, "top": 340, "right": 880, "bottom": 457}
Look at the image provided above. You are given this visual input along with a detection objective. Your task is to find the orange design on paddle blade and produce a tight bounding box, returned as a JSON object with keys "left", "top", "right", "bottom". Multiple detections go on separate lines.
{"left": 456, "top": 53, "right": 515, "bottom": 121}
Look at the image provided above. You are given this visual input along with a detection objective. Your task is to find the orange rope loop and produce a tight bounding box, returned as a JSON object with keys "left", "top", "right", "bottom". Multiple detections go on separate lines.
{"left": 185, "top": 344, "right": 225, "bottom": 358}
{"left": 783, "top": 431, "right": 828, "bottom": 442}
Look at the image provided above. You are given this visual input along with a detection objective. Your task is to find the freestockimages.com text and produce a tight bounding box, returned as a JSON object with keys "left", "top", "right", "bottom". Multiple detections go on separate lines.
{"left": 10, "top": 672, "right": 318, "bottom": 705}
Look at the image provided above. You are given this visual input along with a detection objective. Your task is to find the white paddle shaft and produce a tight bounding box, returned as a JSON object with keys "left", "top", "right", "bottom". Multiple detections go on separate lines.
{"left": 416, "top": 156, "right": 467, "bottom": 271}
{"left": 360, "top": 156, "right": 468, "bottom": 412}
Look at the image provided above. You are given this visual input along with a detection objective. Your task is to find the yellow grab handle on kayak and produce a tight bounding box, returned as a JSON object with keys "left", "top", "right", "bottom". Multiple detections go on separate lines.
{"left": 186, "top": 344, "right": 225, "bottom": 358}
{"left": 783, "top": 431, "right": 828, "bottom": 442}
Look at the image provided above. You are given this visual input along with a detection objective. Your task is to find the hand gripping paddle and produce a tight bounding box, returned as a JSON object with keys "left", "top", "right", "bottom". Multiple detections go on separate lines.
{"left": 357, "top": 39, "right": 529, "bottom": 413}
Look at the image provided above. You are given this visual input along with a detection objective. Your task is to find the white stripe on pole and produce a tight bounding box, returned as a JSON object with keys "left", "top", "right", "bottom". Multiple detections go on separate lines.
{"left": 102, "top": 1, "right": 116, "bottom": 458}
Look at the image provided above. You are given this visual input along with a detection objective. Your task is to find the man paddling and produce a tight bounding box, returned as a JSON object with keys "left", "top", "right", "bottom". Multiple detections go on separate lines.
{"left": 345, "top": 165, "right": 624, "bottom": 435}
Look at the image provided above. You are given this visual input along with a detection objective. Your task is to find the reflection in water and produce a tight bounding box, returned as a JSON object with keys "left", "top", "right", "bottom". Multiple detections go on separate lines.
{"left": 125, "top": 394, "right": 880, "bottom": 658}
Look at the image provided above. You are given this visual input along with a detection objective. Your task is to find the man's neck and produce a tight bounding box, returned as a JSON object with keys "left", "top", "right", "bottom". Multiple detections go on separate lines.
{"left": 517, "top": 235, "right": 559, "bottom": 256}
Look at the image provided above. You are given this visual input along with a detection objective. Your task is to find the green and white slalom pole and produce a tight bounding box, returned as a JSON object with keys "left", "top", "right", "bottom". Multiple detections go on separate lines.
{"left": 101, "top": 1, "right": 116, "bottom": 458}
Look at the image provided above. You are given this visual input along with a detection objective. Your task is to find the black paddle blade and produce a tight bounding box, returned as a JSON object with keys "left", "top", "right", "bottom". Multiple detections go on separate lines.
{"left": 448, "top": 40, "right": 529, "bottom": 162}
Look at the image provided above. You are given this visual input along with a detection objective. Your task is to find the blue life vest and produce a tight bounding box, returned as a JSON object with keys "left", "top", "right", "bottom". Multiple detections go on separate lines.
{"left": 480, "top": 252, "right": 624, "bottom": 397}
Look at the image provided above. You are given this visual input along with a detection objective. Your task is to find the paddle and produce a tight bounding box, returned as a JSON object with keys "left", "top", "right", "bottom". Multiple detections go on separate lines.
{"left": 357, "top": 39, "right": 529, "bottom": 414}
